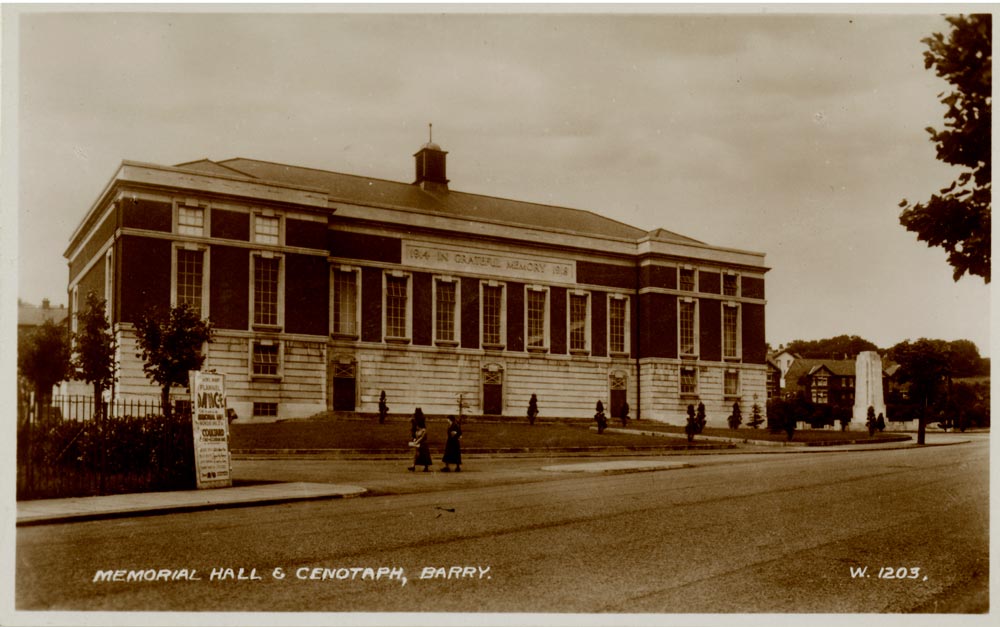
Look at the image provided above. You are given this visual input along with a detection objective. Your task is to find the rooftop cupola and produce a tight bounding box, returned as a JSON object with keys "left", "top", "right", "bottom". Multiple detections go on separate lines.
{"left": 413, "top": 124, "right": 448, "bottom": 191}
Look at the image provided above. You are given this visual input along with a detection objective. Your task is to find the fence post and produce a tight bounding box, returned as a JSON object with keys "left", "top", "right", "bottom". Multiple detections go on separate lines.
{"left": 25, "top": 401, "right": 34, "bottom": 496}
{"left": 96, "top": 389, "right": 105, "bottom": 495}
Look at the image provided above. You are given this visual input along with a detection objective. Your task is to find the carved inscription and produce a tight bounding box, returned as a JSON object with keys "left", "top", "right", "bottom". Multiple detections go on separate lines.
{"left": 402, "top": 242, "right": 576, "bottom": 282}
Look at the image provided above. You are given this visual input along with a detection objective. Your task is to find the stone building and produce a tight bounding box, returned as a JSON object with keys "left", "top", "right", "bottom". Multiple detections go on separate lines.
{"left": 64, "top": 140, "right": 769, "bottom": 425}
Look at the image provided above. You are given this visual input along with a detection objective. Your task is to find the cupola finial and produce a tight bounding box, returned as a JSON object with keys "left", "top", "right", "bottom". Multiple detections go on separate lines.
{"left": 414, "top": 126, "right": 448, "bottom": 189}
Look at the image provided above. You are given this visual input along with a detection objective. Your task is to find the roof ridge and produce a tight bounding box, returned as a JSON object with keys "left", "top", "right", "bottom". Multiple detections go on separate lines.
{"left": 219, "top": 157, "right": 650, "bottom": 237}
{"left": 218, "top": 157, "right": 409, "bottom": 187}
{"left": 175, "top": 158, "right": 261, "bottom": 178}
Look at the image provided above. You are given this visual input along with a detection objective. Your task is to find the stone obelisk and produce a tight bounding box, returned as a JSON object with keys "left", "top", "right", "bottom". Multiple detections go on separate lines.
{"left": 853, "top": 351, "right": 886, "bottom": 428}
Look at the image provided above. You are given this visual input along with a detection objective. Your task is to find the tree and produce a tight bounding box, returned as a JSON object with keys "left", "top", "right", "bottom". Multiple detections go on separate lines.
{"left": 18, "top": 320, "right": 72, "bottom": 415}
{"left": 888, "top": 339, "right": 952, "bottom": 444}
{"left": 527, "top": 393, "right": 539, "bottom": 425}
{"left": 134, "top": 304, "right": 213, "bottom": 418}
{"left": 727, "top": 401, "right": 742, "bottom": 430}
{"left": 836, "top": 404, "right": 852, "bottom": 431}
{"left": 784, "top": 415, "right": 796, "bottom": 441}
{"left": 73, "top": 292, "right": 116, "bottom": 421}
{"left": 784, "top": 335, "right": 879, "bottom": 359}
{"left": 748, "top": 403, "right": 764, "bottom": 429}
{"left": 945, "top": 339, "right": 984, "bottom": 377}
{"left": 899, "top": 15, "right": 991, "bottom": 283}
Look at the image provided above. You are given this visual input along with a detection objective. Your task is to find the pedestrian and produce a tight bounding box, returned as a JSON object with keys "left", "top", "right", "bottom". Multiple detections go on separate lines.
{"left": 594, "top": 400, "right": 607, "bottom": 434}
{"left": 408, "top": 408, "right": 432, "bottom": 472}
{"left": 619, "top": 400, "right": 630, "bottom": 427}
{"left": 441, "top": 414, "right": 462, "bottom": 472}
{"left": 378, "top": 390, "right": 389, "bottom": 424}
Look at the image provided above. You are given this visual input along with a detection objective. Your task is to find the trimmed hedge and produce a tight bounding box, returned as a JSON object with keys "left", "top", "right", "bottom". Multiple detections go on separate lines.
{"left": 17, "top": 412, "right": 195, "bottom": 500}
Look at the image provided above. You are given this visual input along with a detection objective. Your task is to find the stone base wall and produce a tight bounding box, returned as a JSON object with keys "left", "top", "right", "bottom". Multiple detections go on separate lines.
{"left": 638, "top": 359, "right": 768, "bottom": 428}
{"left": 111, "top": 326, "right": 327, "bottom": 423}
{"left": 340, "top": 342, "right": 638, "bottom": 420}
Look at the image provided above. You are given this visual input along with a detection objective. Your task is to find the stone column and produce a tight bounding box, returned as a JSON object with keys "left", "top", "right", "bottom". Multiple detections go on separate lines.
{"left": 852, "top": 351, "right": 886, "bottom": 428}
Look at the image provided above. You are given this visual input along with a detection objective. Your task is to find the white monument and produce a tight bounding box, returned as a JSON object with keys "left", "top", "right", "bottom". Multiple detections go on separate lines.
{"left": 852, "top": 351, "right": 886, "bottom": 429}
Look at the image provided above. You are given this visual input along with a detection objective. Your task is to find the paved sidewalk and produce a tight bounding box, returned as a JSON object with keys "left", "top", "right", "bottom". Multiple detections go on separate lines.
{"left": 597, "top": 425, "right": 916, "bottom": 447}
{"left": 17, "top": 432, "right": 976, "bottom": 527}
{"left": 542, "top": 460, "right": 689, "bottom": 474}
{"left": 16, "top": 481, "right": 365, "bottom": 527}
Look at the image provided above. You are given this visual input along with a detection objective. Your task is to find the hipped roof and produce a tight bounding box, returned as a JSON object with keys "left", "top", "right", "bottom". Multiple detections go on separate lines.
{"left": 175, "top": 157, "right": 704, "bottom": 245}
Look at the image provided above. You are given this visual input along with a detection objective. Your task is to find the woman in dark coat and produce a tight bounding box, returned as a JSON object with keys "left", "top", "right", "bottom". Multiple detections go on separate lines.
{"left": 408, "top": 408, "right": 432, "bottom": 472}
{"left": 441, "top": 415, "right": 462, "bottom": 472}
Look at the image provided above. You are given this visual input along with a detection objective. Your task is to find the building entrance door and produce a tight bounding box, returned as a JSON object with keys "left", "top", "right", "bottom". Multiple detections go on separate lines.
{"left": 483, "top": 366, "right": 503, "bottom": 415}
{"left": 610, "top": 371, "right": 627, "bottom": 418}
{"left": 333, "top": 361, "right": 356, "bottom": 412}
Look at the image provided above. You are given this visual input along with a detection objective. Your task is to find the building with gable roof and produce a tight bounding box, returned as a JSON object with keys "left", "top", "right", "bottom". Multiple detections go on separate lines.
{"left": 64, "top": 140, "right": 769, "bottom": 424}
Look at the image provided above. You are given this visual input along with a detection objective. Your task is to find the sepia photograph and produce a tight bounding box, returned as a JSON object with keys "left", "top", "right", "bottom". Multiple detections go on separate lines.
{"left": 1, "top": 3, "right": 992, "bottom": 626}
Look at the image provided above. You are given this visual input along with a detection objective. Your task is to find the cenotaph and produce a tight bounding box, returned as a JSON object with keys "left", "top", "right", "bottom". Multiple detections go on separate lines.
{"left": 852, "top": 351, "right": 886, "bottom": 428}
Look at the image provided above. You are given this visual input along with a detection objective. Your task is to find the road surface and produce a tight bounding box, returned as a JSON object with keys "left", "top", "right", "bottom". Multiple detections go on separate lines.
{"left": 16, "top": 440, "right": 989, "bottom": 614}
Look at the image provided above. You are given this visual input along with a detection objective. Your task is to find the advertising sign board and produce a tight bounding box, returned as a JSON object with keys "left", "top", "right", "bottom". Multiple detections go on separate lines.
{"left": 190, "top": 370, "right": 232, "bottom": 489}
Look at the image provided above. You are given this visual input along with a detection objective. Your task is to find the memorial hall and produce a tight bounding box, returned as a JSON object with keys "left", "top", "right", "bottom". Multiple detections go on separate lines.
{"left": 64, "top": 140, "right": 769, "bottom": 425}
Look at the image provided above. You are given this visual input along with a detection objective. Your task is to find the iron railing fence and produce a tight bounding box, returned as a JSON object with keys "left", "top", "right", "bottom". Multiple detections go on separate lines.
{"left": 17, "top": 396, "right": 195, "bottom": 500}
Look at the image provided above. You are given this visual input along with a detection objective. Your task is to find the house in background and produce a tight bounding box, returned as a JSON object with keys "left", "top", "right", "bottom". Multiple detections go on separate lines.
{"left": 766, "top": 359, "right": 782, "bottom": 399}
{"left": 17, "top": 299, "right": 70, "bottom": 403}
{"left": 782, "top": 358, "right": 857, "bottom": 406}
{"left": 18, "top": 298, "right": 68, "bottom": 334}
{"left": 769, "top": 348, "right": 798, "bottom": 390}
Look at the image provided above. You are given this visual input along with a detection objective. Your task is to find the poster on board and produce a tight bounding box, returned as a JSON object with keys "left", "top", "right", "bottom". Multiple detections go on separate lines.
{"left": 189, "top": 370, "right": 232, "bottom": 489}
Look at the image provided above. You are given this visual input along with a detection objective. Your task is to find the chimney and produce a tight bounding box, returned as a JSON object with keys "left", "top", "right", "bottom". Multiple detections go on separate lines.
{"left": 413, "top": 124, "right": 448, "bottom": 191}
{"left": 42, "top": 298, "right": 50, "bottom": 309}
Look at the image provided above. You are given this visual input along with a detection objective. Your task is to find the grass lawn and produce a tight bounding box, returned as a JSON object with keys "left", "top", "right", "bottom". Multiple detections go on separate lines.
{"left": 230, "top": 417, "right": 726, "bottom": 452}
{"left": 629, "top": 421, "right": 911, "bottom": 444}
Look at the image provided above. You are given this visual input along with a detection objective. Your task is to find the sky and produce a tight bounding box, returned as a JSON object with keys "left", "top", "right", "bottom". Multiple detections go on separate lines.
{"left": 4, "top": 5, "right": 992, "bottom": 356}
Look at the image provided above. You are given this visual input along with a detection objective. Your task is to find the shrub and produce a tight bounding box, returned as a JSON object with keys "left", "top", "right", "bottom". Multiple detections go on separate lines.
{"left": 17, "top": 412, "right": 195, "bottom": 499}
{"left": 527, "top": 394, "right": 539, "bottom": 425}
{"left": 727, "top": 401, "right": 742, "bottom": 430}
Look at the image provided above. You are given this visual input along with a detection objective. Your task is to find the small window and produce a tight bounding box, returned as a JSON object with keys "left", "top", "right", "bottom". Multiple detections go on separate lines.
{"left": 254, "top": 214, "right": 280, "bottom": 245}
{"left": 723, "top": 273, "right": 739, "bottom": 297}
{"left": 680, "top": 367, "right": 697, "bottom": 395}
{"left": 178, "top": 206, "right": 205, "bottom": 237}
{"left": 253, "top": 402, "right": 278, "bottom": 418}
{"left": 680, "top": 267, "right": 696, "bottom": 291}
{"left": 252, "top": 341, "right": 280, "bottom": 377}
{"left": 724, "top": 370, "right": 740, "bottom": 397}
